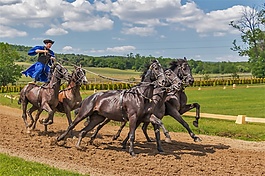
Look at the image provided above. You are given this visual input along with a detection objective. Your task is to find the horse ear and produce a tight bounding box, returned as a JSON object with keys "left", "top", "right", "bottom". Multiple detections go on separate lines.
{"left": 184, "top": 57, "right": 187, "bottom": 60}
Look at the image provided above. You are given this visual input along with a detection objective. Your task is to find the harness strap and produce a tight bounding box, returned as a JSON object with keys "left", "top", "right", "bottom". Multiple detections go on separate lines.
{"left": 37, "top": 87, "right": 42, "bottom": 107}
{"left": 119, "top": 90, "right": 128, "bottom": 121}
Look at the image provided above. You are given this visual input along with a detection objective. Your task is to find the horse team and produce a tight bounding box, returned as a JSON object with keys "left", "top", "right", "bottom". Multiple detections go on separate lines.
{"left": 18, "top": 58, "right": 201, "bottom": 156}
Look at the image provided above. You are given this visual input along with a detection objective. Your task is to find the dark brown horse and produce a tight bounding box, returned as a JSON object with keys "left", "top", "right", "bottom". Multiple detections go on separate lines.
{"left": 165, "top": 57, "right": 201, "bottom": 141}
{"left": 112, "top": 57, "right": 201, "bottom": 143}
{"left": 89, "top": 69, "right": 182, "bottom": 148}
{"left": 56, "top": 65, "right": 87, "bottom": 126}
{"left": 18, "top": 63, "right": 70, "bottom": 133}
{"left": 57, "top": 60, "right": 167, "bottom": 156}
{"left": 169, "top": 57, "right": 200, "bottom": 127}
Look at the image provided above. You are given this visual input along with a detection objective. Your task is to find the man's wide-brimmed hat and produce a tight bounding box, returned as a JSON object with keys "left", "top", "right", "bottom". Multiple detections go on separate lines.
{"left": 43, "top": 39, "right": 54, "bottom": 44}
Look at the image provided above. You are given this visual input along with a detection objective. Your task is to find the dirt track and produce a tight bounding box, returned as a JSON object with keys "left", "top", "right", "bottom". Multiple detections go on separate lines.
{"left": 0, "top": 105, "right": 265, "bottom": 176}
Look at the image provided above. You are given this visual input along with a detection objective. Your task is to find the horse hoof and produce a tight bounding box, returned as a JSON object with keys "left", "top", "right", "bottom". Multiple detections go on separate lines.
{"left": 147, "top": 138, "right": 154, "bottom": 142}
{"left": 43, "top": 120, "right": 53, "bottom": 125}
{"left": 158, "top": 150, "right": 165, "bottom": 154}
{"left": 56, "top": 140, "right": 66, "bottom": 146}
{"left": 76, "top": 145, "right": 85, "bottom": 151}
{"left": 165, "top": 137, "right": 172, "bottom": 143}
{"left": 193, "top": 120, "right": 199, "bottom": 127}
{"left": 130, "top": 152, "right": 136, "bottom": 157}
{"left": 39, "top": 119, "right": 45, "bottom": 124}
{"left": 194, "top": 137, "right": 202, "bottom": 142}
{"left": 26, "top": 129, "right": 31, "bottom": 134}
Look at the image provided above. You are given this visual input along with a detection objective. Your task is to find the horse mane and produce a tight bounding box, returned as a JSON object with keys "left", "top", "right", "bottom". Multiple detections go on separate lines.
{"left": 169, "top": 57, "right": 187, "bottom": 70}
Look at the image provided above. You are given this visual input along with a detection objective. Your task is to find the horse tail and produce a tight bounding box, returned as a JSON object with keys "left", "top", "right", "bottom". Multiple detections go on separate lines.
{"left": 18, "top": 85, "right": 28, "bottom": 105}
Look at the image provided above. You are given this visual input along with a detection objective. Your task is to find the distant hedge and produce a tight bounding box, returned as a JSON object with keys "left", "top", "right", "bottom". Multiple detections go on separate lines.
{"left": 0, "top": 82, "right": 135, "bottom": 93}
{"left": 1, "top": 78, "right": 264, "bottom": 93}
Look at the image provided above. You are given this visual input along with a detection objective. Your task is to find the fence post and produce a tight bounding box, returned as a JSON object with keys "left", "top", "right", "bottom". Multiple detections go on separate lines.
{"left": 235, "top": 115, "right": 246, "bottom": 124}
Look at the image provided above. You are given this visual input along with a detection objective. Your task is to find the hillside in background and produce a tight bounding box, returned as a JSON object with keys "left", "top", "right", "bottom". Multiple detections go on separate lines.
{"left": 9, "top": 43, "right": 251, "bottom": 76}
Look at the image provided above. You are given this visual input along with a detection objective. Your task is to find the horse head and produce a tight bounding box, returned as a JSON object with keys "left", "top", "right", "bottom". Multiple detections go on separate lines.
{"left": 141, "top": 59, "right": 166, "bottom": 87}
{"left": 164, "top": 69, "right": 183, "bottom": 91}
{"left": 51, "top": 63, "right": 70, "bottom": 81}
{"left": 70, "top": 65, "right": 88, "bottom": 85}
{"left": 169, "top": 57, "right": 194, "bottom": 87}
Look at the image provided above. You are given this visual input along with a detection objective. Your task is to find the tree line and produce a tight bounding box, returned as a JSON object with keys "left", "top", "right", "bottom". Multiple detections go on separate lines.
{"left": 11, "top": 44, "right": 250, "bottom": 75}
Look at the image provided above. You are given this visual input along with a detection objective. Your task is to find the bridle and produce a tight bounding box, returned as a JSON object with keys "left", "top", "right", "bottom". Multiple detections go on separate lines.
{"left": 71, "top": 67, "right": 86, "bottom": 85}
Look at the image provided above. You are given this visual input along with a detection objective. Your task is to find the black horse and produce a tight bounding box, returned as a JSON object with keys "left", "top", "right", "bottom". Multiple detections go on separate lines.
{"left": 57, "top": 60, "right": 167, "bottom": 156}
{"left": 112, "top": 57, "right": 201, "bottom": 142}
{"left": 166, "top": 57, "right": 201, "bottom": 142}
{"left": 18, "top": 63, "right": 70, "bottom": 133}
{"left": 89, "top": 68, "right": 182, "bottom": 152}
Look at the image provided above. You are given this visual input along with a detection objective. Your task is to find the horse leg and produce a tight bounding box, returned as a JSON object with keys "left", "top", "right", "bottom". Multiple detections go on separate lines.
{"left": 128, "top": 115, "right": 138, "bottom": 156}
{"left": 25, "top": 106, "right": 38, "bottom": 133}
{"left": 39, "top": 103, "right": 55, "bottom": 132}
{"left": 31, "top": 109, "right": 43, "bottom": 130}
{"left": 64, "top": 107, "right": 74, "bottom": 137}
{"left": 179, "top": 92, "right": 200, "bottom": 127}
{"left": 90, "top": 118, "right": 110, "bottom": 143}
{"left": 166, "top": 103, "right": 201, "bottom": 142}
{"left": 148, "top": 114, "right": 171, "bottom": 143}
{"left": 21, "top": 99, "right": 29, "bottom": 129}
{"left": 76, "top": 115, "right": 105, "bottom": 149}
{"left": 141, "top": 122, "right": 153, "bottom": 142}
{"left": 151, "top": 122, "right": 164, "bottom": 153}
{"left": 148, "top": 114, "right": 166, "bottom": 153}
{"left": 113, "top": 121, "right": 127, "bottom": 140}
{"left": 57, "top": 106, "right": 92, "bottom": 142}
{"left": 121, "top": 120, "right": 141, "bottom": 150}
{"left": 179, "top": 103, "right": 200, "bottom": 127}
{"left": 26, "top": 106, "right": 38, "bottom": 128}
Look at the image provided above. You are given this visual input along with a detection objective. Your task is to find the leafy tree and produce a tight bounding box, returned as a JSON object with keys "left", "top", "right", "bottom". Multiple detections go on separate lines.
{"left": 230, "top": 5, "right": 265, "bottom": 78}
{"left": 0, "top": 42, "right": 23, "bottom": 86}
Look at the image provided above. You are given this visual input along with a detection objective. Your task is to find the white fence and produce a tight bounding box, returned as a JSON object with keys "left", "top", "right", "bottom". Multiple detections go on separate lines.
{"left": 183, "top": 112, "right": 265, "bottom": 124}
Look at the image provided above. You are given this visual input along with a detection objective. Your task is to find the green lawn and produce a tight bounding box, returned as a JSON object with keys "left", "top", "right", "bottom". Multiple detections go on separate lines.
{"left": 0, "top": 153, "right": 86, "bottom": 176}
{"left": 184, "top": 84, "right": 265, "bottom": 118}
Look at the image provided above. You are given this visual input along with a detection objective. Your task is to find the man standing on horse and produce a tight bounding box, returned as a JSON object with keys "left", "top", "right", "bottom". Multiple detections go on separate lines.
{"left": 22, "top": 39, "right": 56, "bottom": 83}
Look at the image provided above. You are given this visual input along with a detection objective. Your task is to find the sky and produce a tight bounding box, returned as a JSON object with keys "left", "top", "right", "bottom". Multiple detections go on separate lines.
{"left": 0, "top": 0, "right": 263, "bottom": 62}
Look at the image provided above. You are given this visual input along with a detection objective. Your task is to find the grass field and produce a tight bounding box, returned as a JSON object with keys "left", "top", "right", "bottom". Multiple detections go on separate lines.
{"left": 0, "top": 153, "right": 85, "bottom": 176}
{"left": 184, "top": 84, "right": 265, "bottom": 118}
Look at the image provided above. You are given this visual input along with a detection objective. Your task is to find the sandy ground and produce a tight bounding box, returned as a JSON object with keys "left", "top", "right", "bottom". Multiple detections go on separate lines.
{"left": 0, "top": 105, "right": 265, "bottom": 176}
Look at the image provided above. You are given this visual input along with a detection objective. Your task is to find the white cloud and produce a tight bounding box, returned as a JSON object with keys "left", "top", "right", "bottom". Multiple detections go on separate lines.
{"left": 45, "top": 28, "right": 68, "bottom": 36}
{"left": 88, "top": 45, "right": 136, "bottom": 54}
{"left": 122, "top": 26, "right": 156, "bottom": 36}
{"left": 0, "top": 0, "right": 251, "bottom": 39}
{"left": 106, "top": 45, "right": 136, "bottom": 52}
{"left": 215, "top": 55, "right": 248, "bottom": 62}
{"left": 0, "top": 25, "right": 27, "bottom": 38}
{"left": 167, "top": 3, "right": 245, "bottom": 36}
{"left": 0, "top": 0, "right": 21, "bottom": 5}
{"left": 62, "top": 16, "right": 113, "bottom": 32}
{"left": 62, "top": 45, "right": 81, "bottom": 53}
